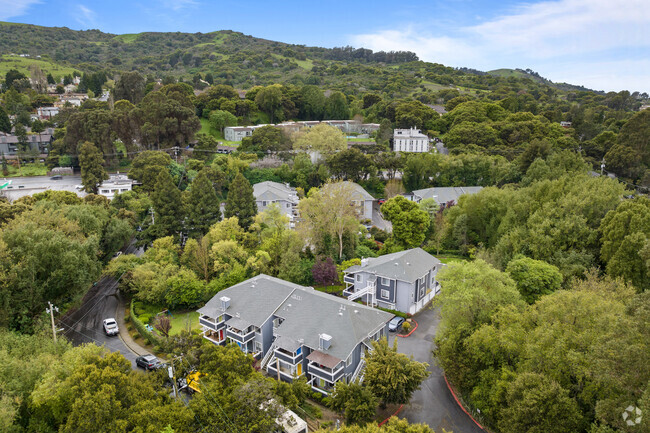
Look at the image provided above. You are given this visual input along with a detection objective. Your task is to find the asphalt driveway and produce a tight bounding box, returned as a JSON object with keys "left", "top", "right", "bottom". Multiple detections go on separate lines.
{"left": 388, "top": 306, "right": 484, "bottom": 433}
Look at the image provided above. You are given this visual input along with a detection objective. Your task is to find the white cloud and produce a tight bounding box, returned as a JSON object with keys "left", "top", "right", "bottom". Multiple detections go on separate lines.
{"left": 349, "top": 0, "right": 650, "bottom": 92}
{"left": 0, "top": 0, "right": 40, "bottom": 20}
{"left": 75, "top": 4, "right": 97, "bottom": 28}
{"left": 161, "top": 0, "right": 199, "bottom": 11}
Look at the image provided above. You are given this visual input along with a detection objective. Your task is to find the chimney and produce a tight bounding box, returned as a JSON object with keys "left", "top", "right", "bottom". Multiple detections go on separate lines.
{"left": 220, "top": 296, "right": 230, "bottom": 311}
{"left": 361, "top": 258, "right": 369, "bottom": 267}
{"left": 319, "top": 333, "right": 332, "bottom": 350}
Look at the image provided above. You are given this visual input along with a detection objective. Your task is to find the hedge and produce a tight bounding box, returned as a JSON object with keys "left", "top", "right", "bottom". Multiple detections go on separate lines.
{"left": 129, "top": 298, "right": 160, "bottom": 346}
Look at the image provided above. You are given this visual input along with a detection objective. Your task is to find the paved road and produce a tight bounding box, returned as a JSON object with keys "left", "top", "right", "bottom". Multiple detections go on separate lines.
{"left": 1, "top": 175, "right": 85, "bottom": 201}
{"left": 58, "top": 241, "right": 144, "bottom": 369}
{"left": 371, "top": 201, "right": 392, "bottom": 232}
{"left": 389, "top": 307, "right": 484, "bottom": 433}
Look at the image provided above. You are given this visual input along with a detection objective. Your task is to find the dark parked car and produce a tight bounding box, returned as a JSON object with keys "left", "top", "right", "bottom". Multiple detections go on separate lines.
{"left": 136, "top": 355, "right": 163, "bottom": 370}
{"left": 50, "top": 175, "right": 63, "bottom": 180}
{"left": 388, "top": 316, "right": 405, "bottom": 332}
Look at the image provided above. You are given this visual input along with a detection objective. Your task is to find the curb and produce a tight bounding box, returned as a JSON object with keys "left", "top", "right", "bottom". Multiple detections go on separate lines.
{"left": 115, "top": 293, "right": 148, "bottom": 357}
{"left": 397, "top": 320, "right": 418, "bottom": 338}
{"left": 443, "top": 374, "right": 484, "bottom": 430}
{"left": 378, "top": 404, "right": 404, "bottom": 427}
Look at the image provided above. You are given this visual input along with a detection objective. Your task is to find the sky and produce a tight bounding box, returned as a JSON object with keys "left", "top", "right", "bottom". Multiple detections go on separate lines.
{"left": 1, "top": 0, "right": 649, "bottom": 93}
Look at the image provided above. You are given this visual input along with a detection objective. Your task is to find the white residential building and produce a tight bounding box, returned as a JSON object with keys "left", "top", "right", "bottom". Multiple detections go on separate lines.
{"left": 253, "top": 181, "right": 300, "bottom": 227}
{"left": 98, "top": 174, "right": 134, "bottom": 200}
{"left": 393, "top": 127, "right": 430, "bottom": 153}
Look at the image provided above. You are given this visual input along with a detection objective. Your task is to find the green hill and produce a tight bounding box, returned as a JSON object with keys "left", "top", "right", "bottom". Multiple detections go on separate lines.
{"left": 0, "top": 21, "right": 594, "bottom": 96}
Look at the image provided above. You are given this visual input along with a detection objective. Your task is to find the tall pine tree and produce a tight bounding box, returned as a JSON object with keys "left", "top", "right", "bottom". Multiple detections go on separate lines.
{"left": 224, "top": 172, "right": 257, "bottom": 230}
{"left": 185, "top": 167, "right": 221, "bottom": 237}
{"left": 147, "top": 170, "right": 184, "bottom": 241}
{"left": 77, "top": 141, "right": 108, "bottom": 194}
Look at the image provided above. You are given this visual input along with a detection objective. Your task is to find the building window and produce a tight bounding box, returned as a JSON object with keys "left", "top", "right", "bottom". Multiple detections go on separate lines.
{"left": 262, "top": 201, "right": 268, "bottom": 206}
{"left": 254, "top": 341, "right": 262, "bottom": 352}
{"left": 380, "top": 277, "right": 389, "bottom": 286}
{"left": 346, "top": 356, "right": 352, "bottom": 367}
{"left": 355, "top": 274, "right": 362, "bottom": 282}
{"left": 381, "top": 289, "right": 390, "bottom": 299}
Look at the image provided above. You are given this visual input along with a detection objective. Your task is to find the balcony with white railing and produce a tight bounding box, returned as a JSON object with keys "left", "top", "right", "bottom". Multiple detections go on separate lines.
{"left": 344, "top": 281, "right": 376, "bottom": 306}
{"left": 199, "top": 315, "right": 224, "bottom": 331}
{"left": 202, "top": 328, "right": 225, "bottom": 345}
{"left": 307, "top": 362, "right": 345, "bottom": 383}
{"left": 274, "top": 347, "right": 302, "bottom": 364}
{"left": 226, "top": 327, "right": 255, "bottom": 344}
{"left": 267, "top": 358, "right": 304, "bottom": 379}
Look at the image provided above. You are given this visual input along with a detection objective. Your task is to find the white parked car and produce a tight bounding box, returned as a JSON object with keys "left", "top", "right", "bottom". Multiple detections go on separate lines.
{"left": 103, "top": 318, "right": 119, "bottom": 336}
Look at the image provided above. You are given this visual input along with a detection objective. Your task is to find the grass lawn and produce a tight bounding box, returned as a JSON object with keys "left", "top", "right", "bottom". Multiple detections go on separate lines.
{"left": 347, "top": 137, "right": 376, "bottom": 143}
{"left": 437, "top": 255, "right": 469, "bottom": 264}
{"left": 198, "top": 119, "right": 241, "bottom": 146}
{"left": 0, "top": 55, "right": 80, "bottom": 81}
{"left": 132, "top": 301, "right": 201, "bottom": 336}
{"left": 168, "top": 311, "right": 200, "bottom": 336}
{"left": 314, "top": 284, "right": 343, "bottom": 295}
{"left": 4, "top": 162, "right": 49, "bottom": 177}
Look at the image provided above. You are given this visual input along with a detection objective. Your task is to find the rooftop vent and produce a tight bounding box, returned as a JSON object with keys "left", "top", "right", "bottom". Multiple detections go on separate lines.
{"left": 220, "top": 296, "right": 230, "bottom": 311}
{"left": 319, "top": 333, "right": 332, "bottom": 350}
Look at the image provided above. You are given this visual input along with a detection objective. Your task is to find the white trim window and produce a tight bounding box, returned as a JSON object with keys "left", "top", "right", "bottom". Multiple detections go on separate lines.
{"left": 254, "top": 340, "right": 262, "bottom": 352}
{"left": 355, "top": 274, "right": 363, "bottom": 283}
{"left": 346, "top": 355, "right": 352, "bottom": 367}
{"left": 381, "top": 289, "right": 390, "bottom": 299}
{"left": 380, "top": 277, "right": 389, "bottom": 286}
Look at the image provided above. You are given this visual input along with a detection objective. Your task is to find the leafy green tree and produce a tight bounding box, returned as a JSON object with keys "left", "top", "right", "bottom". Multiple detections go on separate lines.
{"left": 185, "top": 167, "right": 221, "bottom": 237}
{"left": 293, "top": 123, "right": 347, "bottom": 152}
{"left": 209, "top": 109, "right": 237, "bottom": 134}
{"left": 134, "top": 90, "right": 201, "bottom": 150}
{"left": 325, "top": 91, "right": 350, "bottom": 119}
{"left": 113, "top": 71, "right": 146, "bottom": 104}
{"left": 224, "top": 172, "right": 257, "bottom": 230}
{"left": 129, "top": 150, "right": 173, "bottom": 192}
{"left": 327, "top": 148, "right": 375, "bottom": 182}
{"left": 240, "top": 125, "right": 291, "bottom": 153}
{"left": 0, "top": 105, "right": 11, "bottom": 133}
{"left": 599, "top": 197, "right": 650, "bottom": 291}
{"left": 0, "top": 209, "right": 102, "bottom": 332}
{"left": 434, "top": 260, "right": 524, "bottom": 389}
{"left": 505, "top": 256, "right": 563, "bottom": 303}
{"left": 605, "top": 109, "right": 650, "bottom": 180}
{"left": 297, "top": 181, "right": 359, "bottom": 259}
{"left": 147, "top": 170, "right": 184, "bottom": 241}
{"left": 77, "top": 141, "right": 108, "bottom": 194}
{"left": 300, "top": 85, "right": 326, "bottom": 120}
{"left": 380, "top": 196, "right": 430, "bottom": 249}
{"left": 498, "top": 373, "right": 584, "bottom": 433}
{"left": 328, "top": 381, "right": 377, "bottom": 425}
{"left": 3, "top": 69, "right": 27, "bottom": 90}
{"left": 255, "top": 84, "right": 284, "bottom": 123}
{"left": 364, "top": 338, "right": 430, "bottom": 405}
{"left": 315, "top": 417, "right": 435, "bottom": 432}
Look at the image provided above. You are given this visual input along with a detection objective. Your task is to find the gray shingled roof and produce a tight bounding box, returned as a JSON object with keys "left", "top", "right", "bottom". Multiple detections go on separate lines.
{"left": 198, "top": 275, "right": 301, "bottom": 327}
{"left": 342, "top": 181, "right": 374, "bottom": 201}
{"left": 198, "top": 274, "right": 391, "bottom": 363}
{"left": 274, "top": 287, "right": 391, "bottom": 362}
{"left": 253, "top": 181, "right": 298, "bottom": 203}
{"left": 345, "top": 248, "right": 441, "bottom": 283}
{"left": 411, "top": 186, "right": 483, "bottom": 204}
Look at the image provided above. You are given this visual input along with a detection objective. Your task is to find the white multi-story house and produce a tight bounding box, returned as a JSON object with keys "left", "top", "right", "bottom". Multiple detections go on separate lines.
{"left": 393, "top": 127, "right": 430, "bottom": 153}
{"left": 253, "top": 181, "right": 300, "bottom": 227}
{"left": 343, "top": 248, "right": 443, "bottom": 315}
{"left": 98, "top": 174, "right": 134, "bottom": 200}
{"left": 198, "top": 275, "right": 392, "bottom": 394}
{"left": 224, "top": 126, "right": 255, "bottom": 141}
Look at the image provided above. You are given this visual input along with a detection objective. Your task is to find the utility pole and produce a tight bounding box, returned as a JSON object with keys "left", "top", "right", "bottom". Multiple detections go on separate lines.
{"left": 168, "top": 357, "right": 179, "bottom": 400}
{"left": 46, "top": 301, "right": 59, "bottom": 342}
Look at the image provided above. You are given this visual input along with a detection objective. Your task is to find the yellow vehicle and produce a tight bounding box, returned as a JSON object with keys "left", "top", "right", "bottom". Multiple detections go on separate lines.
{"left": 178, "top": 371, "right": 206, "bottom": 394}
